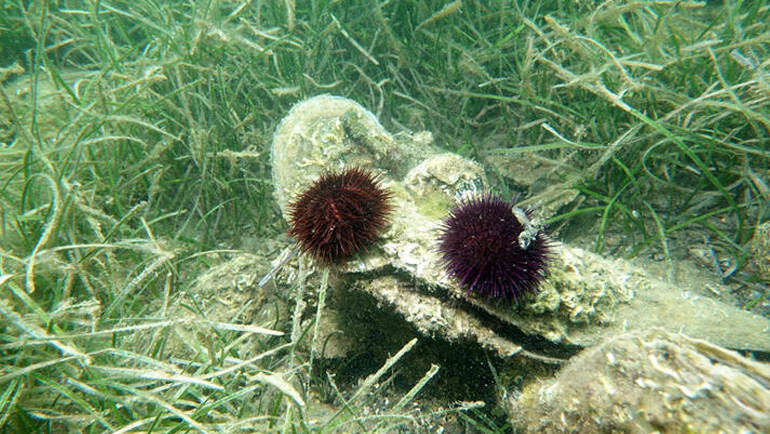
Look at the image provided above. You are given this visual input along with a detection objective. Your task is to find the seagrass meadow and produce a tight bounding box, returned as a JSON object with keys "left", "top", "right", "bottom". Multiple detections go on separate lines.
{"left": 1, "top": 1, "right": 769, "bottom": 432}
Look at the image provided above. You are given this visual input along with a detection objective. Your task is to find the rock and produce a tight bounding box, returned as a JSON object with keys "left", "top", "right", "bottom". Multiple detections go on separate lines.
{"left": 269, "top": 95, "right": 770, "bottom": 361}
{"left": 511, "top": 328, "right": 770, "bottom": 433}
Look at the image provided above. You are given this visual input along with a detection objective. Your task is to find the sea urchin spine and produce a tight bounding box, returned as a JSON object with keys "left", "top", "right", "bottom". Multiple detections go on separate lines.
{"left": 437, "top": 194, "right": 550, "bottom": 304}
{"left": 288, "top": 167, "right": 392, "bottom": 263}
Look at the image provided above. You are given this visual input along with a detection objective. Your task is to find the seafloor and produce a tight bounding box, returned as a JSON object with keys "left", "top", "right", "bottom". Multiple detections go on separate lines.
{"left": 1, "top": 1, "right": 768, "bottom": 432}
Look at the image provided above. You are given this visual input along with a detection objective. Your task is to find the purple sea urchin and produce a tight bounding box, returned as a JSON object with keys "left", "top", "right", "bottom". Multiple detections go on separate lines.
{"left": 288, "top": 167, "right": 392, "bottom": 263}
{"left": 437, "top": 194, "right": 550, "bottom": 304}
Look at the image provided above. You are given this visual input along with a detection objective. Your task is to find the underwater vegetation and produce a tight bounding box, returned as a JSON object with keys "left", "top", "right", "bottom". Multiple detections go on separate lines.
{"left": 1, "top": 0, "right": 769, "bottom": 432}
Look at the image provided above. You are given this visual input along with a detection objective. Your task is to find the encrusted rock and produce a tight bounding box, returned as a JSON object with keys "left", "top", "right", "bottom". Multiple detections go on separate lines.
{"left": 269, "top": 94, "right": 770, "bottom": 360}
{"left": 511, "top": 328, "right": 770, "bottom": 432}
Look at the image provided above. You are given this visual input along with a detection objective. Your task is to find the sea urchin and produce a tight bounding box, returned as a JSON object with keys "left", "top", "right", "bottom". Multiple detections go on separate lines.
{"left": 288, "top": 167, "right": 392, "bottom": 263}
{"left": 437, "top": 194, "right": 550, "bottom": 304}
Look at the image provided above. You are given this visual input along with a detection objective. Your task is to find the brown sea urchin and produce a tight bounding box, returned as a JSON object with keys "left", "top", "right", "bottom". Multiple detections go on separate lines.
{"left": 437, "top": 194, "right": 550, "bottom": 304}
{"left": 288, "top": 167, "right": 392, "bottom": 263}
